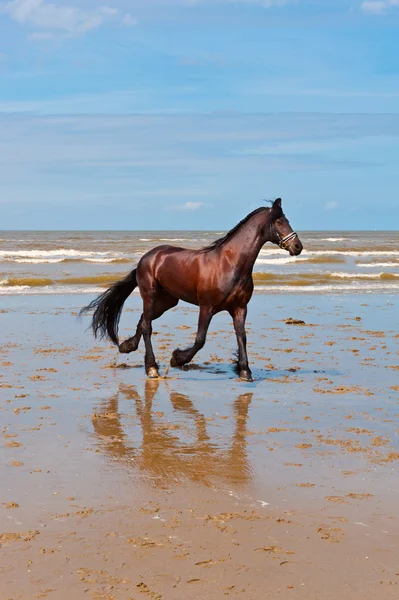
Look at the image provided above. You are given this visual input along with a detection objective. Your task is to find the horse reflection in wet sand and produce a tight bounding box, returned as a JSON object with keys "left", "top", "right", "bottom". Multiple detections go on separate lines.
{"left": 92, "top": 381, "right": 253, "bottom": 486}
{"left": 82, "top": 198, "right": 303, "bottom": 381}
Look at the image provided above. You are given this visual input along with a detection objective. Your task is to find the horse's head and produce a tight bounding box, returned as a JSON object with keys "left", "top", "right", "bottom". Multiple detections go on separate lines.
{"left": 270, "top": 198, "right": 303, "bottom": 256}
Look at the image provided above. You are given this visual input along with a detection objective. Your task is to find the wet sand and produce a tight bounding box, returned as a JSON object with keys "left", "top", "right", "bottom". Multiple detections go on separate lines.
{"left": 1, "top": 293, "right": 398, "bottom": 599}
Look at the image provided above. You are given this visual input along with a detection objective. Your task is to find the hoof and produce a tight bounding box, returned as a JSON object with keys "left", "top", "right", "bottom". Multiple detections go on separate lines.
{"left": 119, "top": 338, "right": 138, "bottom": 354}
{"left": 147, "top": 367, "right": 160, "bottom": 379}
{"left": 239, "top": 370, "right": 253, "bottom": 382}
{"left": 119, "top": 340, "right": 131, "bottom": 354}
{"left": 170, "top": 350, "right": 184, "bottom": 368}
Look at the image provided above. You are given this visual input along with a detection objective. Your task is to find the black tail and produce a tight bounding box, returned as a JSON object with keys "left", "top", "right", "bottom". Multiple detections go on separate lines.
{"left": 80, "top": 268, "right": 138, "bottom": 347}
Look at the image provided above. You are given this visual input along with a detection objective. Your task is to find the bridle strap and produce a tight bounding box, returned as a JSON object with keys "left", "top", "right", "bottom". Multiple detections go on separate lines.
{"left": 278, "top": 231, "right": 297, "bottom": 249}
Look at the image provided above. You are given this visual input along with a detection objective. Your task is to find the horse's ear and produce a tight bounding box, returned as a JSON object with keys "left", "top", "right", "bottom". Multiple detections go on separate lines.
{"left": 273, "top": 198, "right": 282, "bottom": 210}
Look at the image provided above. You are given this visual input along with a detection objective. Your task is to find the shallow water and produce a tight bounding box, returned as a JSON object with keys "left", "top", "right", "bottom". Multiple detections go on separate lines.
{"left": 1, "top": 292, "right": 398, "bottom": 598}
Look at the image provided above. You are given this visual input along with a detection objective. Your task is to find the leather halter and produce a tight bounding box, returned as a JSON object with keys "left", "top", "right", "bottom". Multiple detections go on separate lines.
{"left": 277, "top": 231, "right": 298, "bottom": 250}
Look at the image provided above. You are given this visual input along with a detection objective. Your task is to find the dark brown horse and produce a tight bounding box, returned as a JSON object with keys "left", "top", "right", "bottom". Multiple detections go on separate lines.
{"left": 81, "top": 198, "right": 303, "bottom": 381}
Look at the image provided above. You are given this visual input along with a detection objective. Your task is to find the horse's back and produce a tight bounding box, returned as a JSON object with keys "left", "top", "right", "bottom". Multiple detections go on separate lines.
{"left": 137, "top": 245, "right": 186, "bottom": 269}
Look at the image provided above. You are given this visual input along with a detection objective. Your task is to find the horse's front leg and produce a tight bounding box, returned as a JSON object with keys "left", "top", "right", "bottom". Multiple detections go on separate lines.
{"left": 171, "top": 306, "right": 213, "bottom": 367}
{"left": 231, "top": 307, "right": 253, "bottom": 382}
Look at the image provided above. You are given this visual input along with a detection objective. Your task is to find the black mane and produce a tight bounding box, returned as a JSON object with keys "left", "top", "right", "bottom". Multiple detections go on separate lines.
{"left": 202, "top": 206, "right": 274, "bottom": 252}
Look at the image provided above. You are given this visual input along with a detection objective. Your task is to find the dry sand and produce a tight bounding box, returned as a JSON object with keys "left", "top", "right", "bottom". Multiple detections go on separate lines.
{"left": 0, "top": 293, "right": 398, "bottom": 599}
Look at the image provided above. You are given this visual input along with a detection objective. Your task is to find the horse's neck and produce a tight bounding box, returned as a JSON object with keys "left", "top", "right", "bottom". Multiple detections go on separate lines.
{"left": 223, "top": 212, "right": 271, "bottom": 272}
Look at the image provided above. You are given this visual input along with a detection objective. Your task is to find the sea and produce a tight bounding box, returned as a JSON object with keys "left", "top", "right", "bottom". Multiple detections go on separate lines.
{"left": 0, "top": 230, "right": 398, "bottom": 296}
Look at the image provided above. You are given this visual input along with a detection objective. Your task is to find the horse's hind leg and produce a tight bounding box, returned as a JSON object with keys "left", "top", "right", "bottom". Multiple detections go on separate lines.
{"left": 171, "top": 306, "right": 213, "bottom": 367}
{"left": 119, "top": 290, "right": 178, "bottom": 358}
{"left": 137, "top": 289, "right": 179, "bottom": 377}
{"left": 119, "top": 315, "right": 143, "bottom": 354}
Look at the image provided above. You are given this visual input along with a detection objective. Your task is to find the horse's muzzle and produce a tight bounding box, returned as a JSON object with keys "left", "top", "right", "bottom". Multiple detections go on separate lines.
{"left": 279, "top": 232, "right": 303, "bottom": 256}
{"left": 289, "top": 239, "right": 303, "bottom": 256}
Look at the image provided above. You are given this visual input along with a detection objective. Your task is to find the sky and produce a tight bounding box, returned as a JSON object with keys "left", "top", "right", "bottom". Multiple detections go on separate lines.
{"left": 0, "top": 0, "right": 398, "bottom": 230}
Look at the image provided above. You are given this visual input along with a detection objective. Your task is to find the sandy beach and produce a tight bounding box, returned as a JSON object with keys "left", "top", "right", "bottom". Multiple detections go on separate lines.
{"left": 1, "top": 292, "right": 398, "bottom": 599}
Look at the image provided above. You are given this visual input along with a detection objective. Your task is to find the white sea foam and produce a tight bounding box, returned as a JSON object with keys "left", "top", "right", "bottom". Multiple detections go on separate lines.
{"left": 258, "top": 249, "right": 399, "bottom": 257}
{"left": 1, "top": 280, "right": 397, "bottom": 296}
{"left": 10, "top": 256, "right": 124, "bottom": 264}
{"left": 0, "top": 285, "right": 31, "bottom": 294}
{"left": 0, "top": 249, "right": 116, "bottom": 259}
{"left": 320, "top": 237, "right": 346, "bottom": 242}
{"left": 158, "top": 238, "right": 197, "bottom": 242}
{"left": 255, "top": 257, "right": 295, "bottom": 265}
{"left": 0, "top": 249, "right": 127, "bottom": 265}
{"left": 0, "top": 286, "right": 141, "bottom": 296}
{"left": 84, "top": 258, "right": 119, "bottom": 263}
{"left": 255, "top": 255, "right": 345, "bottom": 265}
{"left": 330, "top": 272, "right": 398, "bottom": 279}
{"left": 3, "top": 247, "right": 397, "bottom": 262}
{"left": 359, "top": 262, "right": 399, "bottom": 268}
{"left": 254, "top": 283, "right": 399, "bottom": 294}
{"left": 0, "top": 286, "right": 103, "bottom": 296}
{"left": 309, "top": 250, "right": 399, "bottom": 257}
{"left": 14, "top": 258, "right": 65, "bottom": 264}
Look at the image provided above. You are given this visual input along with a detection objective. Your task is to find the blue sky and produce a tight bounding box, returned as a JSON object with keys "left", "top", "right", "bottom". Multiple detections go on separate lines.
{"left": 0, "top": 0, "right": 398, "bottom": 230}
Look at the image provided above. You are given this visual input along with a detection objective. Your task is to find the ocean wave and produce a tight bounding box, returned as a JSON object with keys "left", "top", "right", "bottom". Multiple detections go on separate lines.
{"left": 320, "top": 237, "right": 346, "bottom": 242}
{"left": 0, "top": 285, "right": 31, "bottom": 294}
{"left": 3, "top": 271, "right": 398, "bottom": 290}
{"left": 0, "top": 249, "right": 117, "bottom": 260}
{"left": 258, "top": 249, "right": 399, "bottom": 257}
{"left": 0, "top": 285, "right": 105, "bottom": 296}
{"left": 1, "top": 277, "right": 54, "bottom": 287}
{"left": 139, "top": 238, "right": 198, "bottom": 243}
{"left": 61, "top": 257, "right": 131, "bottom": 264}
{"left": 2, "top": 255, "right": 131, "bottom": 264}
{"left": 311, "top": 250, "right": 399, "bottom": 257}
{"left": 159, "top": 238, "right": 198, "bottom": 242}
{"left": 252, "top": 272, "right": 399, "bottom": 285}
{"left": 255, "top": 256, "right": 345, "bottom": 265}
{"left": 256, "top": 257, "right": 297, "bottom": 265}
{"left": 2, "top": 247, "right": 398, "bottom": 264}
{"left": 0, "top": 274, "right": 127, "bottom": 288}
{"left": 14, "top": 258, "right": 65, "bottom": 264}
{"left": 330, "top": 272, "right": 398, "bottom": 280}
{"left": 84, "top": 258, "right": 131, "bottom": 264}
{"left": 254, "top": 283, "right": 399, "bottom": 294}
{"left": 357, "top": 262, "right": 399, "bottom": 268}
{"left": 1, "top": 282, "right": 397, "bottom": 296}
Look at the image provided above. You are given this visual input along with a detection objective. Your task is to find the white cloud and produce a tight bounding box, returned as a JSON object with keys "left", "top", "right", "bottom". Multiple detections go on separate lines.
{"left": 325, "top": 201, "right": 339, "bottom": 211}
{"left": 165, "top": 201, "right": 208, "bottom": 211}
{"left": 1, "top": 0, "right": 133, "bottom": 35}
{"left": 215, "top": 0, "right": 285, "bottom": 4}
{"left": 0, "top": 0, "right": 283, "bottom": 39}
{"left": 166, "top": 0, "right": 285, "bottom": 4}
{"left": 122, "top": 13, "right": 135, "bottom": 25}
{"left": 360, "top": 0, "right": 399, "bottom": 13}
{"left": 176, "top": 201, "right": 206, "bottom": 211}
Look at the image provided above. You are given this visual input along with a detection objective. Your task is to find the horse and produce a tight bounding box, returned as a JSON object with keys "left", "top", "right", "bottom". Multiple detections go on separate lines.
{"left": 81, "top": 198, "right": 303, "bottom": 381}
